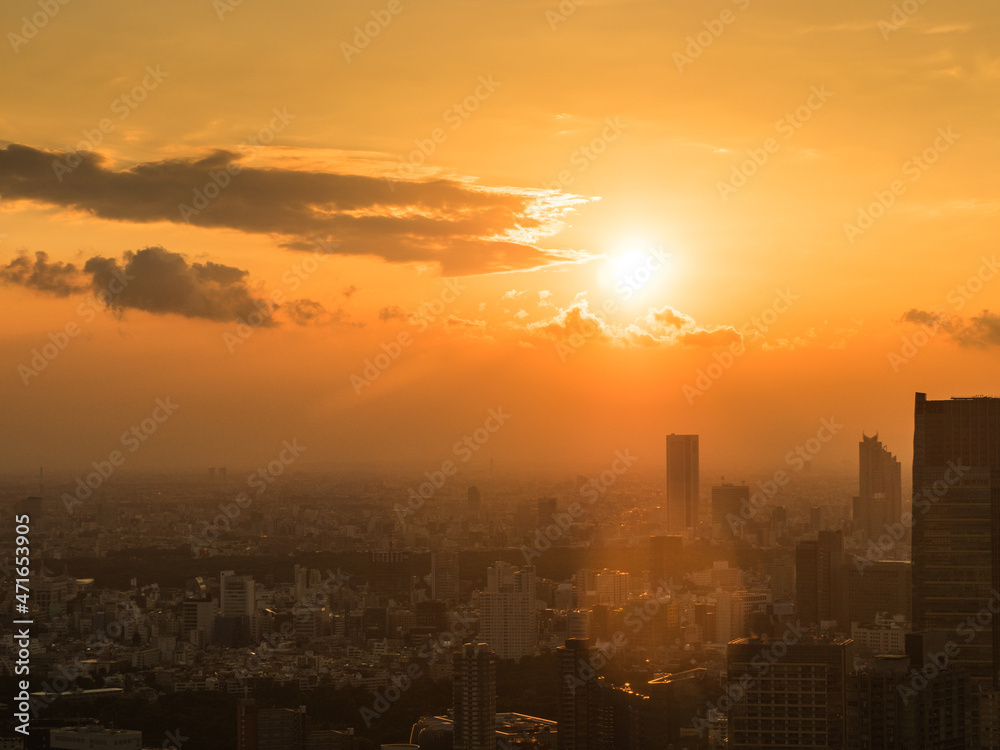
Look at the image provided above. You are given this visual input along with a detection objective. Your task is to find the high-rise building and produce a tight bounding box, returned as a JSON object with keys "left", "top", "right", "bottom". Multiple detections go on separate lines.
{"left": 431, "top": 551, "right": 460, "bottom": 605}
{"left": 237, "top": 700, "right": 307, "bottom": 750}
{"left": 220, "top": 572, "right": 256, "bottom": 619}
{"left": 847, "top": 632, "right": 969, "bottom": 749}
{"left": 847, "top": 560, "right": 911, "bottom": 624}
{"left": 711, "top": 483, "right": 749, "bottom": 540}
{"left": 557, "top": 638, "right": 593, "bottom": 750}
{"left": 854, "top": 433, "right": 903, "bottom": 543}
{"left": 453, "top": 643, "right": 497, "bottom": 750}
{"left": 665, "top": 434, "right": 699, "bottom": 534}
{"left": 795, "top": 530, "right": 847, "bottom": 627}
{"left": 727, "top": 635, "right": 853, "bottom": 750}
{"left": 480, "top": 562, "right": 537, "bottom": 660}
{"left": 912, "top": 393, "right": 1000, "bottom": 688}
{"left": 370, "top": 550, "right": 411, "bottom": 598}
{"left": 181, "top": 596, "right": 215, "bottom": 646}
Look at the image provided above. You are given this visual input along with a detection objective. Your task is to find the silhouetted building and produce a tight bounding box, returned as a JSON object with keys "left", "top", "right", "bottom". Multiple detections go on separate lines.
{"left": 728, "top": 635, "right": 852, "bottom": 750}
{"left": 238, "top": 699, "right": 307, "bottom": 750}
{"left": 854, "top": 433, "right": 903, "bottom": 543}
{"left": 431, "top": 551, "right": 460, "bottom": 606}
{"left": 912, "top": 393, "right": 1000, "bottom": 689}
{"left": 558, "top": 638, "right": 593, "bottom": 750}
{"left": 453, "top": 643, "right": 497, "bottom": 750}
{"left": 847, "top": 560, "right": 911, "bottom": 624}
{"left": 847, "top": 631, "right": 968, "bottom": 749}
{"left": 796, "top": 530, "right": 847, "bottom": 627}
{"left": 666, "top": 434, "right": 699, "bottom": 534}
{"left": 370, "top": 550, "right": 411, "bottom": 598}
{"left": 711, "top": 484, "right": 749, "bottom": 540}
{"left": 181, "top": 596, "right": 215, "bottom": 646}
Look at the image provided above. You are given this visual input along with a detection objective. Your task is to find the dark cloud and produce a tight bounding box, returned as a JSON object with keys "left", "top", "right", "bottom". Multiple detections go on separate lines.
{"left": 285, "top": 299, "right": 355, "bottom": 327}
{"left": 378, "top": 305, "right": 407, "bottom": 322}
{"left": 0, "top": 143, "right": 580, "bottom": 275}
{"left": 0, "top": 251, "right": 88, "bottom": 296}
{"left": 342, "top": 285, "right": 359, "bottom": 298}
{"left": 903, "top": 308, "right": 1000, "bottom": 347}
{"left": 2, "top": 246, "right": 276, "bottom": 324}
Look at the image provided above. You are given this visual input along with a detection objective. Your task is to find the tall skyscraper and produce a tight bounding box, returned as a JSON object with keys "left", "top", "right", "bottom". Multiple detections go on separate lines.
{"left": 557, "top": 638, "right": 593, "bottom": 750}
{"left": 453, "top": 643, "right": 497, "bottom": 750}
{"left": 795, "top": 530, "right": 847, "bottom": 627}
{"left": 912, "top": 392, "right": 1000, "bottom": 687}
{"left": 665, "top": 434, "right": 699, "bottom": 534}
{"left": 480, "top": 562, "right": 537, "bottom": 660}
{"left": 431, "top": 550, "right": 460, "bottom": 605}
{"left": 711, "top": 483, "right": 749, "bottom": 540}
{"left": 854, "top": 433, "right": 903, "bottom": 542}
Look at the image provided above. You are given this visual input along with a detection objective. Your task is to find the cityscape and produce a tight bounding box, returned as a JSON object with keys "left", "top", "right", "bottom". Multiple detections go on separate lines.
{"left": 2, "top": 0, "right": 999, "bottom": 748}
{"left": 2, "top": 395, "right": 999, "bottom": 748}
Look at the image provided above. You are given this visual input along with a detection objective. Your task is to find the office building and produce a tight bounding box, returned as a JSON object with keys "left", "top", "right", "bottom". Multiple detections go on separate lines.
{"left": 727, "top": 635, "right": 853, "bottom": 750}
{"left": 912, "top": 393, "right": 1000, "bottom": 687}
{"left": 557, "top": 638, "right": 593, "bottom": 750}
{"left": 431, "top": 551, "right": 460, "bottom": 605}
{"left": 480, "top": 562, "right": 536, "bottom": 660}
{"left": 665, "top": 434, "right": 699, "bottom": 534}
{"left": 711, "top": 483, "right": 749, "bottom": 540}
{"left": 854, "top": 433, "right": 903, "bottom": 543}
{"left": 795, "top": 530, "right": 847, "bottom": 627}
{"left": 453, "top": 643, "right": 497, "bottom": 750}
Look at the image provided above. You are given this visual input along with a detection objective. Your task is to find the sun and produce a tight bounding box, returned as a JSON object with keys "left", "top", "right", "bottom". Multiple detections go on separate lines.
{"left": 599, "top": 236, "right": 671, "bottom": 304}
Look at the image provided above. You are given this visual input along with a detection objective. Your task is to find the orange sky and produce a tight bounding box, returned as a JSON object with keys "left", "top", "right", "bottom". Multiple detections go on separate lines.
{"left": 1, "top": 0, "right": 998, "bottom": 477}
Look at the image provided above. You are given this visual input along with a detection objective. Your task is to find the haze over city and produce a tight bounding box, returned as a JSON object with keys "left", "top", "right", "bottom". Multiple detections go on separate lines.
{"left": 2, "top": 1, "right": 1000, "bottom": 749}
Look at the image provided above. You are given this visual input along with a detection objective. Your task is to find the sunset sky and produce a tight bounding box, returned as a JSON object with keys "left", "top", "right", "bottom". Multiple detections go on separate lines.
{"left": 1, "top": 0, "right": 998, "bottom": 478}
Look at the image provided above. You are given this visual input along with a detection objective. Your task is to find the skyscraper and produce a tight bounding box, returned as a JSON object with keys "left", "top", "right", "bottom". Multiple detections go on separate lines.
{"left": 728, "top": 635, "right": 853, "bottom": 750}
{"left": 480, "top": 561, "right": 537, "bottom": 660}
{"left": 711, "top": 483, "right": 749, "bottom": 540}
{"left": 665, "top": 434, "right": 699, "bottom": 534}
{"left": 854, "top": 433, "right": 903, "bottom": 542}
{"left": 431, "top": 550, "right": 460, "bottom": 605}
{"left": 453, "top": 642, "right": 497, "bottom": 750}
{"left": 912, "top": 392, "right": 1000, "bottom": 687}
{"left": 795, "top": 530, "right": 847, "bottom": 628}
{"left": 557, "top": 638, "right": 593, "bottom": 750}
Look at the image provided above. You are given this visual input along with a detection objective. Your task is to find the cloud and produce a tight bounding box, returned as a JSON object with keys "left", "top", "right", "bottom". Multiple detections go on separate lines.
{"left": 2, "top": 246, "right": 277, "bottom": 324}
{"left": 514, "top": 309, "right": 529, "bottom": 320}
{"left": 526, "top": 299, "right": 619, "bottom": 345}
{"left": 0, "top": 143, "right": 592, "bottom": 275}
{"left": 538, "top": 290, "right": 553, "bottom": 307}
{"left": 0, "top": 251, "right": 88, "bottom": 297}
{"left": 378, "top": 305, "right": 407, "bottom": 322}
{"left": 342, "top": 285, "right": 359, "bottom": 298}
{"left": 903, "top": 308, "right": 1000, "bottom": 347}
{"left": 503, "top": 289, "right": 526, "bottom": 299}
{"left": 524, "top": 300, "right": 742, "bottom": 350}
{"left": 284, "top": 299, "right": 354, "bottom": 327}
